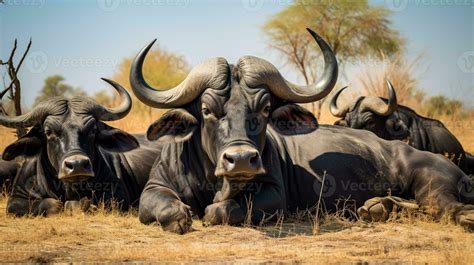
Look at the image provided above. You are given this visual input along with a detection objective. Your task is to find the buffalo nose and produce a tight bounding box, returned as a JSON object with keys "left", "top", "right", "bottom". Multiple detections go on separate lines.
{"left": 223, "top": 151, "right": 259, "bottom": 168}
{"left": 218, "top": 145, "right": 264, "bottom": 177}
{"left": 59, "top": 154, "right": 94, "bottom": 181}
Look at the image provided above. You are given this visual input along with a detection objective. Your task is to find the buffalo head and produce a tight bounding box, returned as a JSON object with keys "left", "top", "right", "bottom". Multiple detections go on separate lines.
{"left": 0, "top": 79, "right": 138, "bottom": 183}
{"left": 330, "top": 81, "right": 409, "bottom": 141}
{"left": 130, "top": 28, "right": 337, "bottom": 198}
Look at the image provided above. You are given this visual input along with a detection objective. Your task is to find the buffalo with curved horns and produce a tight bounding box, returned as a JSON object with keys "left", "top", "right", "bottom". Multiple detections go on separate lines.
{"left": 330, "top": 83, "right": 474, "bottom": 175}
{"left": 132, "top": 29, "right": 474, "bottom": 234}
{"left": 0, "top": 79, "right": 161, "bottom": 216}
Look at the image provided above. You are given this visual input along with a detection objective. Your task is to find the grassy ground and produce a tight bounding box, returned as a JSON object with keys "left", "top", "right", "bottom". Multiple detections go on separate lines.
{"left": 0, "top": 197, "right": 473, "bottom": 263}
{"left": 0, "top": 109, "right": 473, "bottom": 263}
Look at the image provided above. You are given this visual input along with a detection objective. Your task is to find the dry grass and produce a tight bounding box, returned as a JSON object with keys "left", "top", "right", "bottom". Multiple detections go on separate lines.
{"left": 0, "top": 106, "right": 473, "bottom": 263}
{"left": 0, "top": 197, "right": 473, "bottom": 263}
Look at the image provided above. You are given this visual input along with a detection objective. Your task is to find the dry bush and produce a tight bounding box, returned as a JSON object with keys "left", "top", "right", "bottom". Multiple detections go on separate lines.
{"left": 355, "top": 52, "right": 426, "bottom": 107}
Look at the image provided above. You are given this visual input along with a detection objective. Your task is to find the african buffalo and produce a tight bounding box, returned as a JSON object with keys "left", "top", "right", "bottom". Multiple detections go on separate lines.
{"left": 0, "top": 79, "right": 160, "bottom": 216}
{"left": 0, "top": 158, "right": 19, "bottom": 190}
{"left": 132, "top": 29, "right": 474, "bottom": 234}
{"left": 329, "top": 83, "right": 474, "bottom": 174}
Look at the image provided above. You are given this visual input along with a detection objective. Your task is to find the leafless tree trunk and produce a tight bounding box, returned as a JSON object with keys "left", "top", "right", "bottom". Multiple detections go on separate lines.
{"left": 1, "top": 39, "right": 32, "bottom": 138}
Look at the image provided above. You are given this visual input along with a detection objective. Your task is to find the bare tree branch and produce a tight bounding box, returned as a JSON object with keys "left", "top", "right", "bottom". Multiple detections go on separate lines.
{"left": 1, "top": 38, "right": 32, "bottom": 137}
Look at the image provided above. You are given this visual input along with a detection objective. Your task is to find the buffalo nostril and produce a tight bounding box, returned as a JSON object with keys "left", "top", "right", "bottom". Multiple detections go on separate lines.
{"left": 64, "top": 160, "right": 74, "bottom": 170}
{"left": 249, "top": 153, "right": 259, "bottom": 167}
{"left": 223, "top": 153, "right": 235, "bottom": 164}
{"left": 80, "top": 160, "right": 91, "bottom": 170}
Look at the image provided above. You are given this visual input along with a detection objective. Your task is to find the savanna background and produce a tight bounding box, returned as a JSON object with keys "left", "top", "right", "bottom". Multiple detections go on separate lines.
{"left": 0, "top": 0, "right": 473, "bottom": 263}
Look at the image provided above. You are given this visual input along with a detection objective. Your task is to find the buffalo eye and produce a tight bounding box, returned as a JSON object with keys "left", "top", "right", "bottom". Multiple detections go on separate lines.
{"left": 261, "top": 104, "right": 271, "bottom": 118}
{"left": 201, "top": 103, "right": 215, "bottom": 119}
{"left": 44, "top": 127, "right": 54, "bottom": 139}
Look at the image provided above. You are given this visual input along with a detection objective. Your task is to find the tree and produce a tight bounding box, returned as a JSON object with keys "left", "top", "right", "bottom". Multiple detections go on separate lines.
{"left": 0, "top": 39, "right": 32, "bottom": 137}
{"left": 424, "top": 95, "right": 465, "bottom": 120}
{"left": 262, "top": 0, "right": 405, "bottom": 118}
{"left": 112, "top": 44, "right": 189, "bottom": 122}
{"left": 34, "top": 75, "right": 85, "bottom": 106}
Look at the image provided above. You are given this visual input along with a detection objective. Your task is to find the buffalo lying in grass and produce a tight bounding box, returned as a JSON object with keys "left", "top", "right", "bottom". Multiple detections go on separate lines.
{"left": 330, "top": 83, "right": 474, "bottom": 175}
{"left": 0, "top": 79, "right": 160, "bottom": 216}
{"left": 130, "top": 29, "right": 474, "bottom": 234}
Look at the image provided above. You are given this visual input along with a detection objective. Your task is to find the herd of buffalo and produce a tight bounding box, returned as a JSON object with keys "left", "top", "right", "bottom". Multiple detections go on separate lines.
{"left": 0, "top": 29, "right": 473, "bottom": 234}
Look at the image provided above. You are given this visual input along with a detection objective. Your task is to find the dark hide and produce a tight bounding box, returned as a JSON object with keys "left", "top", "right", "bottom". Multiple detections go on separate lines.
{"left": 0, "top": 158, "right": 19, "bottom": 191}
{"left": 3, "top": 97, "right": 161, "bottom": 216}
{"left": 336, "top": 99, "right": 473, "bottom": 174}
{"left": 138, "top": 68, "right": 474, "bottom": 234}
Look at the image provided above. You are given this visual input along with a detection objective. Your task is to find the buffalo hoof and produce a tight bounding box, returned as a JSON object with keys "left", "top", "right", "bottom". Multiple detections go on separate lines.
{"left": 357, "top": 196, "right": 419, "bottom": 222}
{"left": 457, "top": 209, "right": 474, "bottom": 232}
{"left": 38, "top": 198, "right": 62, "bottom": 216}
{"left": 203, "top": 199, "right": 243, "bottom": 226}
{"left": 158, "top": 201, "right": 193, "bottom": 234}
{"left": 6, "top": 199, "right": 30, "bottom": 217}
{"left": 64, "top": 197, "right": 97, "bottom": 215}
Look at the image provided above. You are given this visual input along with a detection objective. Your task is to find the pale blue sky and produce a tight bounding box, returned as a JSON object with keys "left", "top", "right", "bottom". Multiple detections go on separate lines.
{"left": 0, "top": 0, "right": 472, "bottom": 108}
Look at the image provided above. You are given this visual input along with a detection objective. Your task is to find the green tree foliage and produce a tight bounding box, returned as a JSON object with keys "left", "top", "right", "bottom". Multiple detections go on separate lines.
{"left": 34, "top": 75, "right": 85, "bottom": 106}
{"left": 262, "top": 0, "right": 405, "bottom": 117}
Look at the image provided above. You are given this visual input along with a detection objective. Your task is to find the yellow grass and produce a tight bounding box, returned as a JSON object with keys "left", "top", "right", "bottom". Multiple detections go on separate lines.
{"left": 0, "top": 107, "right": 473, "bottom": 262}
{"left": 0, "top": 197, "right": 473, "bottom": 263}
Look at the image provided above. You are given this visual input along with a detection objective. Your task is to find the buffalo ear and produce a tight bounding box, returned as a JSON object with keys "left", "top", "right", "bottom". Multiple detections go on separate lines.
{"left": 3, "top": 126, "right": 44, "bottom": 161}
{"left": 147, "top": 109, "right": 198, "bottom": 142}
{"left": 270, "top": 104, "right": 318, "bottom": 135}
{"left": 385, "top": 113, "right": 409, "bottom": 140}
{"left": 96, "top": 122, "right": 139, "bottom": 152}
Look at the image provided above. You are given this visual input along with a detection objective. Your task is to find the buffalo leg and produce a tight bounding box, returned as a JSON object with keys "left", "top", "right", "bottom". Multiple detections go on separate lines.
{"left": 139, "top": 186, "right": 192, "bottom": 234}
{"left": 7, "top": 197, "right": 62, "bottom": 216}
{"left": 202, "top": 181, "right": 286, "bottom": 226}
{"left": 412, "top": 167, "right": 474, "bottom": 230}
{"left": 357, "top": 196, "right": 419, "bottom": 222}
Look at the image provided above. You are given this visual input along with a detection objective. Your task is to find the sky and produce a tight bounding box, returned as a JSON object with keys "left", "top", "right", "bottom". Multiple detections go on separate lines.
{"left": 0, "top": 0, "right": 472, "bottom": 108}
